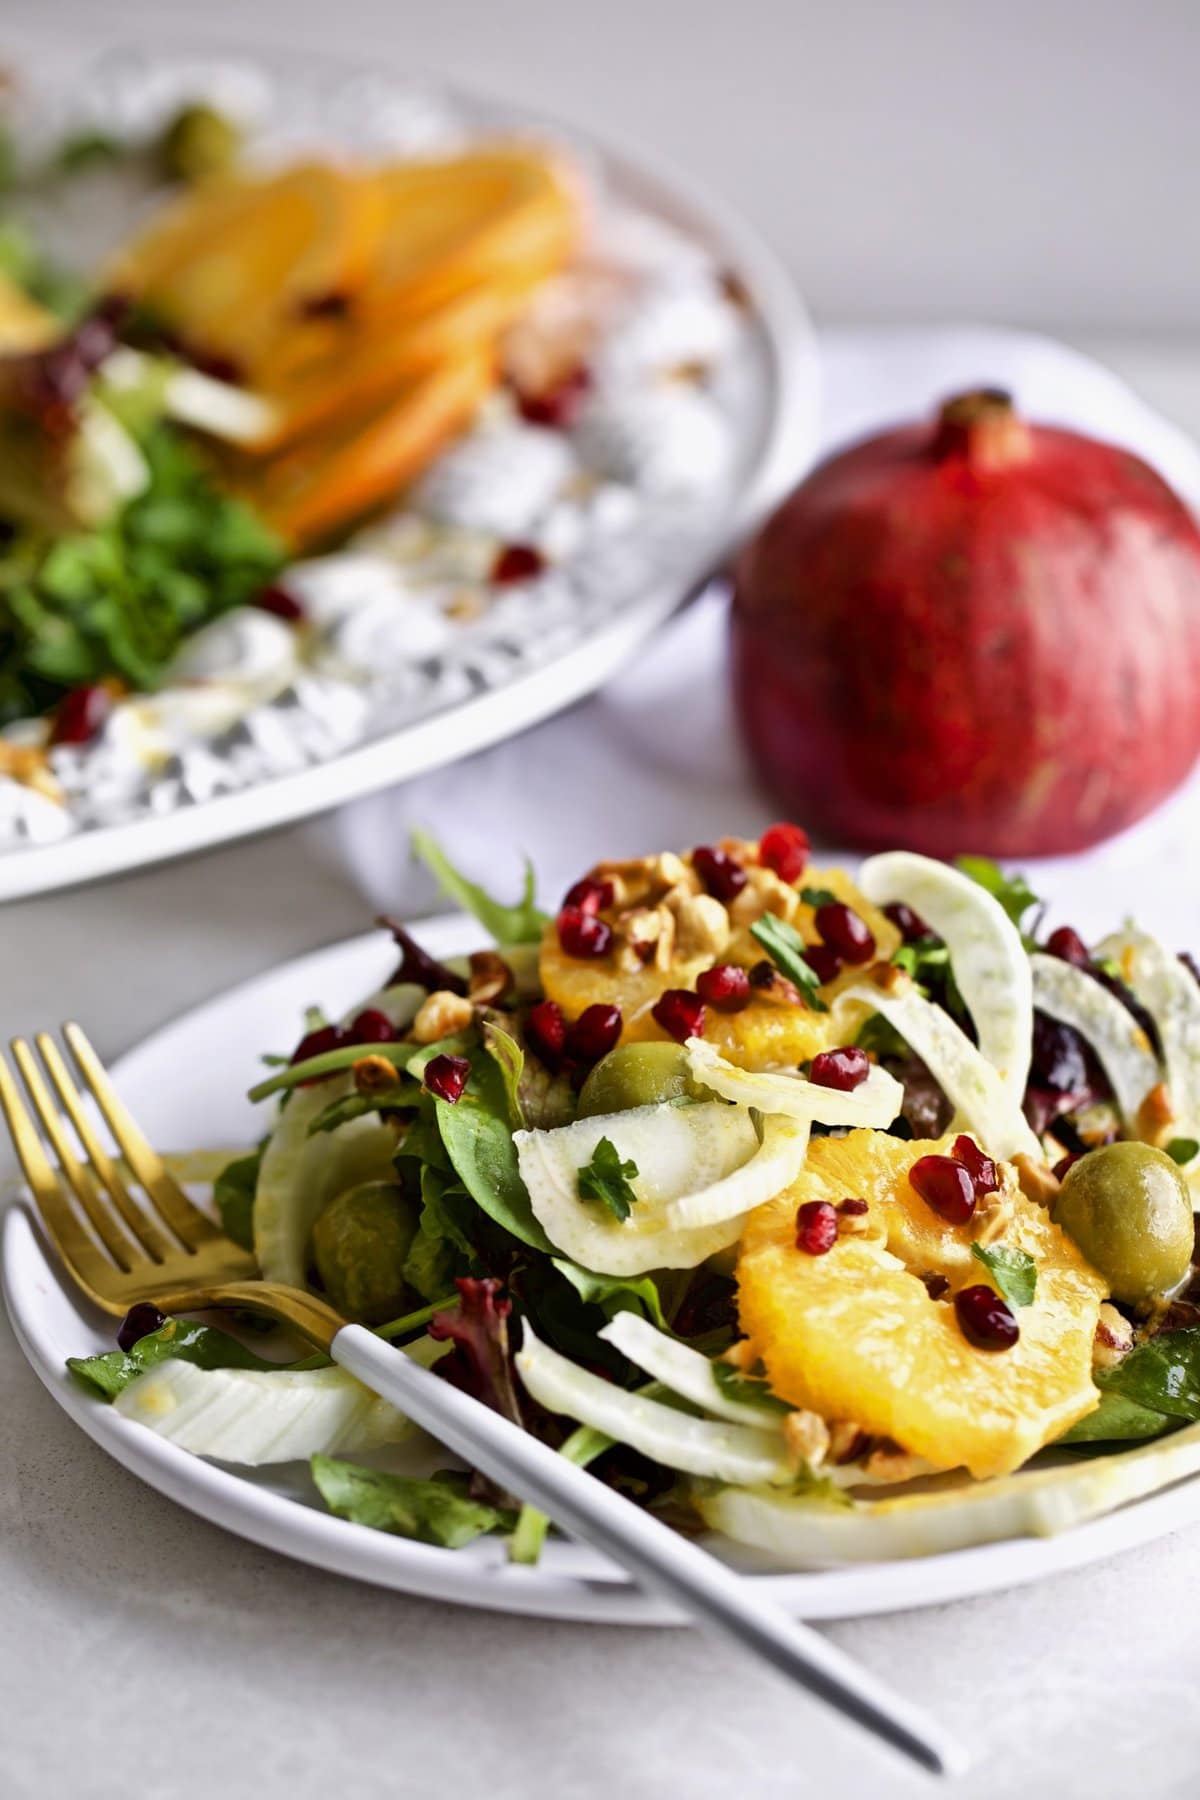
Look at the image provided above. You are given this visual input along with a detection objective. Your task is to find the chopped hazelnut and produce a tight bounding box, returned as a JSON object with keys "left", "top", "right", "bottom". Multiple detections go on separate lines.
{"left": 467, "top": 950, "right": 514, "bottom": 1007}
{"left": 411, "top": 989, "right": 475, "bottom": 1043}
{"left": 666, "top": 889, "right": 731, "bottom": 960}
{"left": 1136, "top": 1081, "right": 1176, "bottom": 1145}
{"left": 353, "top": 1054, "right": 402, "bottom": 1096}
{"left": 1011, "top": 1153, "right": 1061, "bottom": 1208}
{"left": 784, "top": 1409, "right": 831, "bottom": 1471}
{"left": 1093, "top": 1301, "right": 1135, "bottom": 1372}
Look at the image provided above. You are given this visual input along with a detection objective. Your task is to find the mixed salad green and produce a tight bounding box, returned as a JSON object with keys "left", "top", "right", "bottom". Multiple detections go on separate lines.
{"left": 66, "top": 830, "right": 1200, "bottom": 1565}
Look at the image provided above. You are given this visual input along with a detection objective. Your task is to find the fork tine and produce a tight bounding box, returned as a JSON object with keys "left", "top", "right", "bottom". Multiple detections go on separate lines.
{"left": 24, "top": 1035, "right": 174, "bottom": 1264}
{"left": 0, "top": 1053, "right": 122, "bottom": 1286}
{"left": 63, "top": 1023, "right": 222, "bottom": 1252}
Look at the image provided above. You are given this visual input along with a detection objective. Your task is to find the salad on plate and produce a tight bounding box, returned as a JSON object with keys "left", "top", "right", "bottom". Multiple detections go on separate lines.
{"left": 67, "top": 824, "right": 1200, "bottom": 1566}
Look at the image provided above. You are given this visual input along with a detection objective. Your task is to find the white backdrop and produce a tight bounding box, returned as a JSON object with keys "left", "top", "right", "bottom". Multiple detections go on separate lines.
{"left": 11, "top": 0, "right": 1200, "bottom": 334}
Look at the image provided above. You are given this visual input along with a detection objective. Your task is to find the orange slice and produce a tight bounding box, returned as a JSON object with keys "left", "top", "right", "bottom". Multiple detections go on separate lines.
{"left": 106, "top": 164, "right": 386, "bottom": 368}
{"left": 357, "top": 149, "right": 579, "bottom": 325}
{"left": 235, "top": 348, "right": 494, "bottom": 547}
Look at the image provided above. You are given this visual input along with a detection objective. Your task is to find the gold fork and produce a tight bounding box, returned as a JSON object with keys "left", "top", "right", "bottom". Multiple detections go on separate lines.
{"left": 0, "top": 1023, "right": 962, "bottom": 1779}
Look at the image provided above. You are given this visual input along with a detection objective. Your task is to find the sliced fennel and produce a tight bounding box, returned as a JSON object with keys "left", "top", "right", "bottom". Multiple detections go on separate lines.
{"left": 836, "top": 982, "right": 1040, "bottom": 1162}
{"left": 664, "top": 1116, "right": 809, "bottom": 1229}
{"left": 515, "top": 1101, "right": 790, "bottom": 1276}
{"left": 858, "top": 850, "right": 1033, "bottom": 1100}
{"left": 1096, "top": 927, "right": 1200, "bottom": 1157}
{"left": 685, "top": 1036, "right": 902, "bottom": 1129}
{"left": 698, "top": 1416, "right": 1200, "bottom": 1564}
{"left": 516, "top": 1325, "right": 789, "bottom": 1484}
{"left": 253, "top": 983, "right": 425, "bottom": 1285}
{"left": 598, "top": 1312, "right": 786, "bottom": 1429}
{"left": 1030, "top": 953, "right": 1161, "bottom": 1129}
{"left": 114, "top": 1357, "right": 428, "bottom": 1465}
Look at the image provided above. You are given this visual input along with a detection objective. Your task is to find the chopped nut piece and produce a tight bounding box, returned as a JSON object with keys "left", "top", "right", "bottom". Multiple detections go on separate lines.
{"left": 0, "top": 741, "right": 61, "bottom": 804}
{"left": 666, "top": 889, "right": 731, "bottom": 961}
{"left": 836, "top": 1198, "right": 872, "bottom": 1236}
{"left": 1136, "top": 1081, "right": 1175, "bottom": 1145}
{"left": 784, "top": 1409, "right": 831, "bottom": 1471}
{"left": 864, "top": 1443, "right": 929, "bottom": 1485}
{"left": 720, "top": 1339, "right": 760, "bottom": 1372}
{"left": 411, "top": 989, "right": 475, "bottom": 1043}
{"left": 1093, "top": 1302, "right": 1134, "bottom": 1372}
{"left": 353, "top": 1054, "right": 403, "bottom": 1096}
{"left": 827, "top": 1419, "right": 870, "bottom": 1464}
{"left": 747, "top": 960, "right": 803, "bottom": 1006}
{"left": 1012, "top": 1153, "right": 1061, "bottom": 1208}
{"left": 871, "top": 961, "right": 914, "bottom": 996}
{"left": 467, "top": 950, "right": 513, "bottom": 1006}
{"left": 727, "top": 865, "right": 802, "bottom": 928}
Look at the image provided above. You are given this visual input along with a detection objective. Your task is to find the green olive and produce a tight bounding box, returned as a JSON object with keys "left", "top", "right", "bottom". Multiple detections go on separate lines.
{"left": 1053, "top": 1142, "right": 1195, "bottom": 1304}
{"left": 310, "top": 1179, "right": 419, "bottom": 1324}
{"left": 576, "top": 1042, "right": 702, "bottom": 1118}
{"left": 158, "top": 104, "right": 242, "bottom": 183}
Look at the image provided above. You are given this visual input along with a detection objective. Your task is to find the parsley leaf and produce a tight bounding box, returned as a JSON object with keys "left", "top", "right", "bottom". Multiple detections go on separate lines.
{"left": 578, "top": 1137, "right": 640, "bottom": 1221}
{"left": 411, "top": 827, "right": 549, "bottom": 945}
{"left": 1166, "top": 1137, "right": 1200, "bottom": 1167}
{"left": 955, "top": 856, "right": 1041, "bottom": 932}
{"left": 970, "top": 1242, "right": 1037, "bottom": 1308}
{"left": 799, "top": 886, "right": 839, "bottom": 908}
{"left": 749, "top": 915, "right": 830, "bottom": 1011}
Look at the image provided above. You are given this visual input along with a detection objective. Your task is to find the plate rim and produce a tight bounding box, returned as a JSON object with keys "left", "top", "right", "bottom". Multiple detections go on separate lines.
{"left": 7, "top": 911, "right": 1200, "bottom": 1624}
{"left": 0, "top": 50, "right": 821, "bottom": 905}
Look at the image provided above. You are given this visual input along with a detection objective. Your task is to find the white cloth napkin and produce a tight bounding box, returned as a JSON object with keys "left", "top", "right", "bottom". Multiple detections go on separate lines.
{"left": 317, "top": 325, "right": 1200, "bottom": 946}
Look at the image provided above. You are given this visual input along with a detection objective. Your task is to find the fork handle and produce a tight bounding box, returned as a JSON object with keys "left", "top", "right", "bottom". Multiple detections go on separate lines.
{"left": 331, "top": 1326, "right": 962, "bottom": 1778}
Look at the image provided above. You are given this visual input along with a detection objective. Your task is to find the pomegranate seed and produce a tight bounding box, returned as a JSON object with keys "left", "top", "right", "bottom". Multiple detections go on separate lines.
{"left": 884, "top": 900, "right": 932, "bottom": 943}
{"left": 955, "top": 1284, "right": 1019, "bottom": 1350}
{"left": 561, "top": 876, "right": 614, "bottom": 915}
{"left": 253, "top": 583, "right": 305, "bottom": 623}
{"left": 910, "top": 1154, "right": 976, "bottom": 1225}
{"left": 692, "top": 845, "right": 748, "bottom": 902}
{"left": 815, "top": 903, "right": 876, "bottom": 965}
{"left": 652, "top": 989, "right": 706, "bottom": 1044}
{"left": 291, "top": 1024, "right": 348, "bottom": 1068}
{"left": 492, "top": 543, "right": 546, "bottom": 586}
{"left": 696, "top": 964, "right": 751, "bottom": 1012}
{"left": 809, "top": 1047, "right": 870, "bottom": 1092}
{"left": 1045, "top": 925, "right": 1090, "bottom": 967}
{"left": 1053, "top": 1152, "right": 1082, "bottom": 1182}
{"left": 567, "top": 1003, "right": 622, "bottom": 1063}
{"left": 526, "top": 999, "right": 567, "bottom": 1067}
{"left": 351, "top": 1008, "right": 398, "bottom": 1044}
{"left": 952, "top": 1133, "right": 998, "bottom": 1195}
{"left": 516, "top": 365, "right": 591, "bottom": 428}
{"left": 758, "top": 822, "right": 810, "bottom": 884}
{"left": 795, "top": 1200, "right": 839, "bottom": 1255}
{"left": 117, "top": 1302, "right": 167, "bottom": 1351}
{"left": 838, "top": 1197, "right": 869, "bottom": 1216}
{"left": 424, "top": 1053, "right": 471, "bottom": 1103}
{"left": 557, "top": 907, "right": 613, "bottom": 959}
{"left": 803, "top": 943, "right": 843, "bottom": 985}
{"left": 51, "top": 683, "right": 111, "bottom": 746}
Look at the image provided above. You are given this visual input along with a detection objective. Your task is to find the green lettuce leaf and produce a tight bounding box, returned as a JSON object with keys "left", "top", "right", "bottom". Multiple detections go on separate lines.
{"left": 432, "top": 1050, "right": 553, "bottom": 1252}
{"left": 1061, "top": 1326, "right": 1200, "bottom": 1444}
{"left": 551, "top": 1259, "right": 669, "bottom": 1331}
{"left": 68, "top": 1318, "right": 285, "bottom": 1400}
{"left": 955, "top": 856, "right": 1041, "bottom": 932}
{"left": 310, "top": 1457, "right": 514, "bottom": 1547}
{"left": 411, "top": 828, "right": 549, "bottom": 945}
{"left": 749, "top": 916, "right": 829, "bottom": 1011}
{"left": 212, "top": 1148, "right": 262, "bottom": 1251}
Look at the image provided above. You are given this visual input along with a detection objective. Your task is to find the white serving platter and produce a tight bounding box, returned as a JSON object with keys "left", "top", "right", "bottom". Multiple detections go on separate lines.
{"left": 7, "top": 912, "right": 1200, "bottom": 1624}
{"left": 0, "top": 49, "right": 819, "bottom": 902}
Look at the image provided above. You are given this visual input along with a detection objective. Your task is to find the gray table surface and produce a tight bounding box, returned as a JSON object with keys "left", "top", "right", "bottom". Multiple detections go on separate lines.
{"left": 5, "top": 14, "right": 1200, "bottom": 1789}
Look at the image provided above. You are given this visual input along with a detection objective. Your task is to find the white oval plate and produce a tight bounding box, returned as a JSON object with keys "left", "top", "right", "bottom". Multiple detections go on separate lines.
{"left": 0, "top": 50, "right": 818, "bottom": 904}
{"left": 8, "top": 913, "right": 1200, "bottom": 1622}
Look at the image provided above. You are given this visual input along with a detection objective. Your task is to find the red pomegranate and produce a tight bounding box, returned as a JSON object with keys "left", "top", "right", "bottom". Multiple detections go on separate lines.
{"left": 731, "top": 389, "right": 1200, "bottom": 856}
